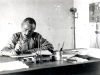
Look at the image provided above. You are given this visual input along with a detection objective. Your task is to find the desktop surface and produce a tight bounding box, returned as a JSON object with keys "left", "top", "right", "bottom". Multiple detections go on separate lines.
{"left": 0, "top": 55, "right": 100, "bottom": 75}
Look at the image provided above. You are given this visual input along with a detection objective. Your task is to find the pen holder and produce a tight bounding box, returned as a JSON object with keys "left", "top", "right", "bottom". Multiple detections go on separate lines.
{"left": 55, "top": 51, "right": 62, "bottom": 61}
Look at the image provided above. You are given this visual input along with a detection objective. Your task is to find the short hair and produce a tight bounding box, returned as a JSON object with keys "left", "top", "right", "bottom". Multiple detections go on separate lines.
{"left": 21, "top": 17, "right": 36, "bottom": 26}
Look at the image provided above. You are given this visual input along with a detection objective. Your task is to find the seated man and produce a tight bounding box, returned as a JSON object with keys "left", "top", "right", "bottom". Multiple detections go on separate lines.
{"left": 1, "top": 17, "right": 54, "bottom": 56}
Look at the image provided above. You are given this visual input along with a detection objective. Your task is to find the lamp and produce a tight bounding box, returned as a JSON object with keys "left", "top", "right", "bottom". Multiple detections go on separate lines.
{"left": 70, "top": 7, "right": 77, "bottom": 12}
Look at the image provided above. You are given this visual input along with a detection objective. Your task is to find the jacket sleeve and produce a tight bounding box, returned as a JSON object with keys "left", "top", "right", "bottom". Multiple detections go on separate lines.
{"left": 36, "top": 33, "right": 54, "bottom": 53}
{"left": 1, "top": 33, "right": 19, "bottom": 55}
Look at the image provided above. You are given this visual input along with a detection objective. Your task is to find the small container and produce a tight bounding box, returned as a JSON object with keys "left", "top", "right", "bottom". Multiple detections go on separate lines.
{"left": 22, "top": 56, "right": 36, "bottom": 63}
{"left": 55, "top": 51, "right": 62, "bottom": 60}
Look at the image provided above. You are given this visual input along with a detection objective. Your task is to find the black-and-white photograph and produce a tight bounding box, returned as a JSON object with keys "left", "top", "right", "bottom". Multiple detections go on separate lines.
{"left": 0, "top": 0, "right": 100, "bottom": 75}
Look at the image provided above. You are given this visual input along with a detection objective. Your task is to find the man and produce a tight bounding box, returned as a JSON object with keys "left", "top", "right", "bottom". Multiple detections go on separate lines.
{"left": 1, "top": 17, "right": 54, "bottom": 56}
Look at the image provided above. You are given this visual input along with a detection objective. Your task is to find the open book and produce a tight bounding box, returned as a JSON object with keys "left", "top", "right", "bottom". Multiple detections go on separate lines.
{"left": 10, "top": 50, "right": 52, "bottom": 58}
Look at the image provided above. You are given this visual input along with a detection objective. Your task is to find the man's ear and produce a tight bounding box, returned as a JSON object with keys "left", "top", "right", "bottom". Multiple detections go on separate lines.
{"left": 32, "top": 24, "right": 36, "bottom": 30}
{"left": 34, "top": 26, "right": 36, "bottom": 29}
{"left": 33, "top": 26, "right": 36, "bottom": 31}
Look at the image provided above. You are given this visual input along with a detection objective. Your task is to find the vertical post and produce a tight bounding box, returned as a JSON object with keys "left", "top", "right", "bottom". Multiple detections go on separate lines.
{"left": 70, "top": 7, "right": 77, "bottom": 49}
{"left": 73, "top": 12, "right": 76, "bottom": 49}
{"left": 38, "top": 35, "right": 42, "bottom": 63}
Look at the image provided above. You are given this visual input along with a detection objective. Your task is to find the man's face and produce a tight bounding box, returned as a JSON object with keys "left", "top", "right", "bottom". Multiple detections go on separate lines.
{"left": 21, "top": 23, "right": 36, "bottom": 39}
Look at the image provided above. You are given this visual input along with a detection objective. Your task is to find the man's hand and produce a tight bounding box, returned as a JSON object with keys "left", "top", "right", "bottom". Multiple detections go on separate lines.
{"left": 15, "top": 43, "right": 22, "bottom": 52}
{"left": 41, "top": 46, "right": 48, "bottom": 50}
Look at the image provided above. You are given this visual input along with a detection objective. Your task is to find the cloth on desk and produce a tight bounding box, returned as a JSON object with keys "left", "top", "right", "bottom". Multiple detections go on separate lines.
{"left": 0, "top": 61, "right": 29, "bottom": 71}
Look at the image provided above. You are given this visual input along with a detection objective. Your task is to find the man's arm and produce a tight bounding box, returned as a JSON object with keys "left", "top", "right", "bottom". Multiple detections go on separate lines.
{"left": 41, "top": 40, "right": 54, "bottom": 53}
{"left": 37, "top": 34, "right": 54, "bottom": 53}
{"left": 1, "top": 33, "right": 19, "bottom": 56}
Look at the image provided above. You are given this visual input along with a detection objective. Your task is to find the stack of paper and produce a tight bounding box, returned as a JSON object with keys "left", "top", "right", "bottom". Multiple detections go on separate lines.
{"left": 62, "top": 50, "right": 77, "bottom": 59}
{"left": 0, "top": 61, "right": 29, "bottom": 71}
{"left": 76, "top": 48, "right": 100, "bottom": 59}
{"left": 67, "top": 57, "right": 88, "bottom": 63}
{"left": 74, "top": 57, "right": 88, "bottom": 63}
{"left": 37, "top": 50, "right": 52, "bottom": 55}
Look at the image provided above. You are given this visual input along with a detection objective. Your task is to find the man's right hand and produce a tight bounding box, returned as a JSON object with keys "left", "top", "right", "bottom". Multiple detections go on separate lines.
{"left": 15, "top": 43, "right": 22, "bottom": 52}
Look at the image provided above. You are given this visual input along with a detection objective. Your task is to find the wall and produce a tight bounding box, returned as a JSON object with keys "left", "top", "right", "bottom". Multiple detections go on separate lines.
{"left": 0, "top": 0, "right": 74, "bottom": 50}
{"left": 74, "top": 0, "right": 100, "bottom": 48}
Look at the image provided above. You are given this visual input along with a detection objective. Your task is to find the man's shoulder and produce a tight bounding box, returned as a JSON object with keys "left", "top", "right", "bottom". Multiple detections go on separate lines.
{"left": 32, "top": 32, "right": 41, "bottom": 37}
{"left": 32, "top": 32, "right": 39, "bottom": 35}
{"left": 13, "top": 32, "right": 21, "bottom": 35}
{"left": 12, "top": 32, "right": 22, "bottom": 38}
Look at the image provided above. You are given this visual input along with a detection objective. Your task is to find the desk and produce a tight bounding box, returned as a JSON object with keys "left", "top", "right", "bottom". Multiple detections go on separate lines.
{"left": 0, "top": 56, "right": 100, "bottom": 75}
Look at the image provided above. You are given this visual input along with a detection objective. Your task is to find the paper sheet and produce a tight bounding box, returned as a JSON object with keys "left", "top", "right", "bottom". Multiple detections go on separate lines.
{"left": 39, "top": 50, "right": 52, "bottom": 55}
{"left": 72, "top": 48, "right": 100, "bottom": 59}
{"left": 0, "top": 61, "right": 29, "bottom": 71}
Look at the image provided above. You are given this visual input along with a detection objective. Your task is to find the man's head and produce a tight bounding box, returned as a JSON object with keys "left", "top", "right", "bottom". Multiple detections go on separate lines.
{"left": 21, "top": 17, "right": 36, "bottom": 39}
